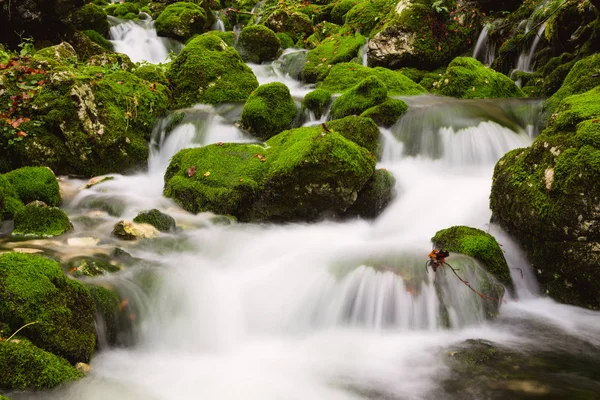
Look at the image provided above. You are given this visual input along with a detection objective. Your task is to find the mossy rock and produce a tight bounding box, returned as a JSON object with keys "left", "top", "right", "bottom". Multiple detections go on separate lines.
{"left": 263, "top": 8, "right": 313, "bottom": 41}
{"left": 155, "top": 2, "right": 209, "bottom": 42}
{"left": 164, "top": 125, "right": 377, "bottom": 222}
{"left": 0, "top": 175, "right": 24, "bottom": 220}
{"left": 67, "top": 256, "right": 121, "bottom": 278}
{"left": 303, "top": 88, "right": 332, "bottom": 119}
{"left": 330, "top": 76, "right": 388, "bottom": 120}
{"left": 318, "top": 62, "right": 426, "bottom": 95}
{"left": 276, "top": 32, "right": 295, "bottom": 49}
{"left": 343, "top": 168, "right": 395, "bottom": 219}
{"left": 12, "top": 202, "right": 72, "bottom": 237}
{"left": 0, "top": 339, "right": 83, "bottom": 390}
{"left": 326, "top": 115, "right": 381, "bottom": 156}
{"left": 0, "top": 252, "right": 96, "bottom": 363}
{"left": 361, "top": 98, "right": 407, "bottom": 127}
{"left": 431, "top": 226, "right": 512, "bottom": 290}
{"left": 167, "top": 33, "right": 259, "bottom": 108}
{"left": 133, "top": 209, "right": 176, "bottom": 232}
{"left": 237, "top": 25, "right": 281, "bottom": 63}
{"left": 133, "top": 64, "right": 169, "bottom": 86}
{"left": 69, "top": 3, "right": 109, "bottom": 35}
{"left": 82, "top": 30, "right": 114, "bottom": 52}
{"left": 34, "top": 42, "right": 78, "bottom": 64}
{"left": 301, "top": 30, "right": 365, "bottom": 83}
{"left": 88, "top": 285, "right": 121, "bottom": 346}
{"left": 212, "top": 31, "right": 236, "bottom": 47}
{"left": 112, "top": 220, "right": 160, "bottom": 240}
{"left": 240, "top": 82, "right": 297, "bottom": 140}
{"left": 5, "top": 167, "right": 61, "bottom": 207}
{"left": 105, "top": 2, "right": 140, "bottom": 19}
{"left": 344, "top": 0, "right": 396, "bottom": 37}
{"left": 433, "top": 57, "right": 524, "bottom": 99}
{"left": 330, "top": 0, "right": 359, "bottom": 24}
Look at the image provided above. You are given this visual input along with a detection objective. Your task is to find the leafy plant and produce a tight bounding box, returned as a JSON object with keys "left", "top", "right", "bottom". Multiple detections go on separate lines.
{"left": 432, "top": 0, "right": 449, "bottom": 14}
{"left": 17, "top": 37, "right": 35, "bottom": 57}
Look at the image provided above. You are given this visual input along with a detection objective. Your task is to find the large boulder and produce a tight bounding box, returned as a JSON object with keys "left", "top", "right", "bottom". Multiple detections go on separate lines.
{"left": 240, "top": 82, "right": 297, "bottom": 140}
{"left": 367, "top": 0, "right": 480, "bottom": 70}
{"left": 164, "top": 125, "right": 378, "bottom": 222}
{"left": 490, "top": 86, "right": 600, "bottom": 309}
{"left": 0, "top": 252, "right": 96, "bottom": 363}
{"left": 263, "top": 8, "right": 314, "bottom": 41}
{"left": 343, "top": 0, "right": 397, "bottom": 37}
{"left": 166, "top": 33, "right": 259, "bottom": 108}
{"left": 237, "top": 25, "right": 281, "bottom": 63}
{"left": 68, "top": 3, "right": 109, "bottom": 35}
{"left": 0, "top": 175, "right": 24, "bottom": 220}
{"left": 326, "top": 115, "right": 381, "bottom": 156}
{"left": 155, "top": 2, "right": 211, "bottom": 42}
{"left": 433, "top": 57, "right": 524, "bottom": 99}
{"left": 330, "top": 76, "right": 388, "bottom": 120}
{"left": 5, "top": 167, "right": 61, "bottom": 206}
{"left": 0, "top": 47, "right": 170, "bottom": 176}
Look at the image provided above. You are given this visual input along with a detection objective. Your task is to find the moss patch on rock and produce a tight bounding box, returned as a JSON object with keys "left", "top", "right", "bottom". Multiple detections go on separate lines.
{"left": 303, "top": 88, "right": 332, "bottom": 120}
{"left": 326, "top": 115, "right": 381, "bottom": 156}
{"left": 0, "top": 175, "right": 24, "bottom": 220}
{"left": 13, "top": 202, "right": 73, "bottom": 237}
{"left": 133, "top": 64, "right": 169, "bottom": 86}
{"left": 5, "top": 167, "right": 61, "bottom": 207}
{"left": 240, "top": 82, "right": 297, "bottom": 140}
{"left": 69, "top": 3, "right": 109, "bottom": 35}
{"left": 133, "top": 209, "right": 177, "bottom": 232}
{"left": 0, "top": 339, "right": 83, "bottom": 390}
{"left": 167, "top": 33, "right": 258, "bottom": 108}
{"left": 263, "top": 8, "right": 314, "bottom": 41}
{"left": 155, "top": 2, "right": 210, "bottom": 42}
{"left": 0, "top": 252, "right": 96, "bottom": 363}
{"left": 330, "top": 76, "right": 388, "bottom": 120}
{"left": 237, "top": 25, "right": 281, "bottom": 63}
{"left": 432, "top": 225, "right": 512, "bottom": 290}
{"left": 361, "top": 98, "right": 407, "bottom": 127}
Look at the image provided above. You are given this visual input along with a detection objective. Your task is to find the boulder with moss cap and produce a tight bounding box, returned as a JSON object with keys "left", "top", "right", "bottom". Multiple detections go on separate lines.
{"left": 237, "top": 25, "right": 281, "bottom": 63}
{"left": 240, "top": 82, "right": 297, "bottom": 140}
{"left": 12, "top": 201, "right": 73, "bottom": 237}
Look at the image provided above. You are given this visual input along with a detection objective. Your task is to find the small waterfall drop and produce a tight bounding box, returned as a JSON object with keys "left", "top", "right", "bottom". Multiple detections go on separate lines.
{"left": 359, "top": 41, "right": 369, "bottom": 66}
{"left": 472, "top": 25, "right": 495, "bottom": 66}
{"left": 212, "top": 11, "right": 226, "bottom": 31}
{"left": 512, "top": 22, "right": 547, "bottom": 85}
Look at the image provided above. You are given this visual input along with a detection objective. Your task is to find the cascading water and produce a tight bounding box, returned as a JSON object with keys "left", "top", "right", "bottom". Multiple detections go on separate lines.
{"left": 108, "top": 15, "right": 183, "bottom": 64}
{"left": 6, "top": 56, "right": 600, "bottom": 399}
{"left": 472, "top": 24, "right": 495, "bottom": 66}
{"left": 212, "top": 11, "right": 226, "bottom": 32}
{"left": 512, "top": 22, "right": 547, "bottom": 86}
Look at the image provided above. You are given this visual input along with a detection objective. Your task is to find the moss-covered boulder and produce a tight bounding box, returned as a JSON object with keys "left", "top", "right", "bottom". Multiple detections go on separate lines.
{"left": 303, "top": 89, "right": 332, "bottom": 120}
{"left": 326, "top": 115, "right": 381, "bottom": 156}
{"left": 88, "top": 285, "right": 121, "bottom": 346}
{"left": 344, "top": 0, "right": 397, "bottom": 37}
{"left": 13, "top": 202, "right": 73, "bottom": 237}
{"left": 0, "top": 175, "right": 24, "bottom": 220}
{"left": 240, "top": 82, "right": 297, "bottom": 140}
{"left": 490, "top": 86, "right": 600, "bottom": 308}
{"left": 361, "top": 98, "right": 407, "bottom": 127}
{"left": 5, "top": 167, "right": 61, "bottom": 207}
{"left": 105, "top": 2, "right": 140, "bottom": 19}
{"left": 112, "top": 220, "right": 160, "bottom": 240}
{"left": 133, "top": 64, "right": 169, "bottom": 86}
{"left": 263, "top": 8, "right": 314, "bottom": 41}
{"left": 133, "top": 209, "right": 177, "bottom": 232}
{"left": 0, "top": 339, "right": 83, "bottom": 390}
{"left": 330, "top": 76, "right": 388, "bottom": 120}
{"left": 301, "top": 30, "right": 366, "bottom": 83}
{"left": 155, "top": 2, "right": 210, "bottom": 42}
{"left": 167, "top": 33, "right": 259, "bottom": 108}
{"left": 431, "top": 226, "right": 512, "bottom": 290}
{"left": 343, "top": 168, "right": 395, "bottom": 219}
{"left": 69, "top": 3, "right": 109, "bottom": 35}
{"left": 0, "top": 252, "right": 96, "bottom": 363}
{"left": 0, "top": 51, "right": 170, "bottom": 176}
{"left": 164, "top": 125, "right": 377, "bottom": 222}
{"left": 433, "top": 57, "right": 524, "bottom": 99}
{"left": 82, "top": 29, "right": 114, "bottom": 52}
{"left": 367, "top": 0, "right": 480, "bottom": 70}
{"left": 67, "top": 256, "right": 120, "bottom": 278}
{"left": 318, "top": 62, "right": 426, "bottom": 95}
{"left": 34, "top": 42, "right": 79, "bottom": 64}
{"left": 237, "top": 25, "right": 281, "bottom": 63}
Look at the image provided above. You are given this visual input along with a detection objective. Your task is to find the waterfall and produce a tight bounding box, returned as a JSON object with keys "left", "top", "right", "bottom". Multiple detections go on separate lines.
{"left": 359, "top": 41, "right": 369, "bottom": 66}
{"left": 513, "top": 22, "right": 547, "bottom": 85}
{"left": 212, "top": 11, "right": 226, "bottom": 31}
{"left": 472, "top": 25, "right": 495, "bottom": 66}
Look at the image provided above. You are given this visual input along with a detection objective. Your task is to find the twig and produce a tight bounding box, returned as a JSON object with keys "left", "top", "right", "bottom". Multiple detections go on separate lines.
{"left": 3, "top": 321, "right": 38, "bottom": 342}
{"left": 444, "top": 262, "right": 504, "bottom": 302}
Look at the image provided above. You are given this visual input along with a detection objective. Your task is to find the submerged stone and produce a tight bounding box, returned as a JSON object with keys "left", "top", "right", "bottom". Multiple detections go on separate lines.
{"left": 112, "top": 220, "right": 160, "bottom": 240}
{"left": 133, "top": 209, "right": 177, "bottom": 232}
{"left": 344, "top": 168, "right": 396, "bottom": 219}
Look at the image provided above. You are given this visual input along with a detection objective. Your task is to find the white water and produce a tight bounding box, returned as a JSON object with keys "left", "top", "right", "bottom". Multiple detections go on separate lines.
{"left": 212, "top": 11, "right": 225, "bottom": 32}
{"left": 108, "top": 15, "right": 183, "bottom": 64}
{"left": 7, "top": 62, "right": 600, "bottom": 400}
{"left": 514, "top": 22, "right": 547, "bottom": 77}
{"left": 472, "top": 25, "right": 495, "bottom": 66}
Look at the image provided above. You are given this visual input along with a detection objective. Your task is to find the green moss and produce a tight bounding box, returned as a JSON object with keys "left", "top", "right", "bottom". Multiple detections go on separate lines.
{"left": 5, "top": 167, "right": 61, "bottom": 206}
{"left": 105, "top": 2, "right": 140, "bottom": 19}
{"left": 344, "top": 168, "right": 395, "bottom": 219}
{"left": 69, "top": 3, "right": 109, "bottom": 35}
{"left": 212, "top": 31, "right": 236, "bottom": 47}
{"left": 34, "top": 42, "right": 78, "bottom": 64}
{"left": 434, "top": 57, "right": 524, "bottom": 99}
{"left": 330, "top": 0, "right": 359, "bottom": 24}
{"left": 0, "top": 339, "right": 83, "bottom": 390}
{"left": 0, "top": 252, "right": 96, "bottom": 363}
{"left": 167, "top": 33, "right": 258, "bottom": 107}
{"left": 318, "top": 62, "right": 426, "bottom": 95}
{"left": 88, "top": 285, "right": 120, "bottom": 346}
{"left": 67, "top": 256, "right": 120, "bottom": 278}
{"left": 326, "top": 115, "right": 381, "bottom": 155}
{"left": 155, "top": 2, "right": 209, "bottom": 42}
{"left": 237, "top": 25, "right": 281, "bottom": 63}
{"left": 303, "top": 88, "right": 332, "bottom": 119}
{"left": 240, "top": 82, "right": 297, "bottom": 140}
{"left": 432, "top": 226, "right": 512, "bottom": 290}
{"left": 133, "top": 209, "right": 177, "bottom": 232}
{"left": 263, "top": 9, "right": 314, "bottom": 41}
{"left": 276, "top": 32, "right": 295, "bottom": 49}
{"left": 361, "top": 98, "right": 407, "bottom": 128}
{"left": 133, "top": 64, "right": 168, "bottom": 86}
{"left": 13, "top": 202, "right": 72, "bottom": 237}
{"left": 301, "top": 31, "right": 366, "bottom": 83}
{"left": 0, "top": 175, "right": 24, "bottom": 220}
{"left": 164, "top": 125, "right": 376, "bottom": 221}
{"left": 344, "top": 0, "right": 396, "bottom": 37}
{"left": 330, "top": 76, "right": 388, "bottom": 120}
{"left": 82, "top": 30, "right": 114, "bottom": 51}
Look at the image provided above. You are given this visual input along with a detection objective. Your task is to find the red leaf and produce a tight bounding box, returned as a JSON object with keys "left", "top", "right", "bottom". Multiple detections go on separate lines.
{"left": 187, "top": 166, "right": 197, "bottom": 177}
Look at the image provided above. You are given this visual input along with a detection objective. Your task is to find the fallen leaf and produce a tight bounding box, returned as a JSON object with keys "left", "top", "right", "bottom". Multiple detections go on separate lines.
{"left": 187, "top": 166, "right": 196, "bottom": 177}
{"left": 204, "top": 171, "right": 211, "bottom": 177}
{"left": 119, "top": 299, "right": 129, "bottom": 311}
{"left": 17, "top": 131, "right": 27, "bottom": 137}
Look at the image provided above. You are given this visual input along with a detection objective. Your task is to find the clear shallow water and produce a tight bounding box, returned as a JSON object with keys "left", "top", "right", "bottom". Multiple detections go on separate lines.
{"left": 4, "top": 40, "right": 600, "bottom": 400}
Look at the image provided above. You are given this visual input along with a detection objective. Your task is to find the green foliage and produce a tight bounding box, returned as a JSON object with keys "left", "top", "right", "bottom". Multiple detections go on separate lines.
{"left": 5, "top": 167, "right": 61, "bottom": 206}
{"left": 0, "top": 252, "right": 96, "bottom": 363}
{"left": 155, "top": 2, "right": 209, "bottom": 41}
{"left": 330, "top": 76, "right": 388, "bottom": 120}
{"left": 240, "top": 82, "right": 297, "bottom": 140}
{"left": 18, "top": 38, "right": 36, "bottom": 58}
{"left": 237, "top": 25, "right": 281, "bottom": 63}
{"left": 167, "top": 33, "right": 258, "bottom": 108}
{"left": 301, "top": 30, "right": 365, "bottom": 83}
{"left": 327, "top": 115, "right": 381, "bottom": 155}
{"left": 432, "top": 226, "right": 512, "bottom": 289}
{"left": 133, "top": 209, "right": 177, "bottom": 232}
{"left": 303, "top": 89, "right": 332, "bottom": 120}
{"left": 434, "top": 57, "right": 524, "bottom": 99}
{"left": 12, "top": 202, "right": 73, "bottom": 237}
{"left": 318, "top": 62, "right": 426, "bottom": 95}
{"left": 0, "top": 339, "right": 83, "bottom": 390}
{"left": 361, "top": 98, "right": 408, "bottom": 128}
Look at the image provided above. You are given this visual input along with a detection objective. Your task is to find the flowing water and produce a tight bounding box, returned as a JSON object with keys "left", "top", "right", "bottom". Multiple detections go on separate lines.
{"left": 4, "top": 21, "right": 600, "bottom": 400}
{"left": 472, "top": 25, "right": 495, "bottom": 66}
